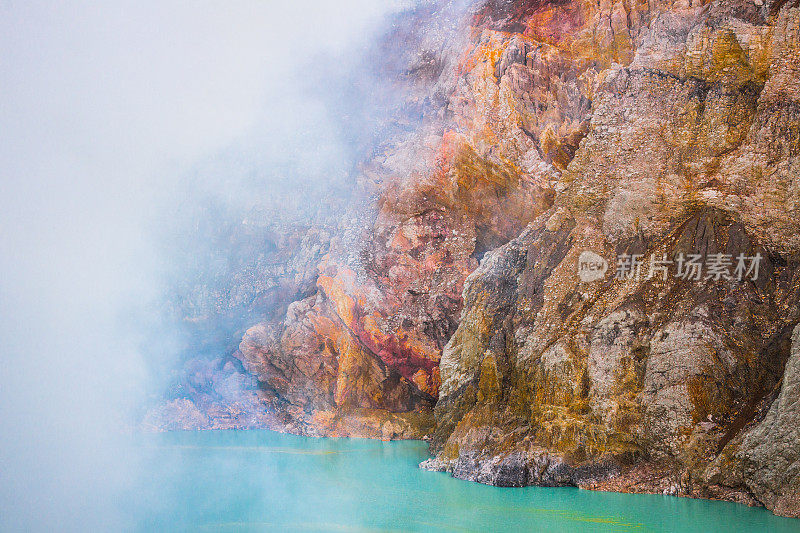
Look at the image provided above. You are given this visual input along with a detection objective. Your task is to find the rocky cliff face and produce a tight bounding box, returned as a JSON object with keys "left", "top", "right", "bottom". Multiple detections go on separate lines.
{"left": 420, "top": 0, "right": 800, "bottom": 517}
{"left": 736, "top": 325, "right": 800, "bottom": 517}
{"left": 149, "top": 0, "right": 800, "bottom": 517}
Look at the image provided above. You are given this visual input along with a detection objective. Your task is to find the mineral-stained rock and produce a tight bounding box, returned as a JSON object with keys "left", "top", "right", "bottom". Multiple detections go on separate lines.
{"left": 424, "top": 0, "right": 800, "bottom": 518}
{"left": 152, "top": 0, "right": 800, "bottom": 517}
{"left": 738, "top": 325, "right": 800, "bottom": 517}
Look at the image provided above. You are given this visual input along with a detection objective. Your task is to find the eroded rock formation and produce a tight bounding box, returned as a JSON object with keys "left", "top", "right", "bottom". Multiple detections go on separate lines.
{"left": 150, "top": 0, "right": 800, "bottom": 517}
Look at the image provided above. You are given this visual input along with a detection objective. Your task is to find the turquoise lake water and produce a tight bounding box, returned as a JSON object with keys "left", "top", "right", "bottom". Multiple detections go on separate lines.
{"left": 126, "top": 430, "right": 800, "bottom": 532}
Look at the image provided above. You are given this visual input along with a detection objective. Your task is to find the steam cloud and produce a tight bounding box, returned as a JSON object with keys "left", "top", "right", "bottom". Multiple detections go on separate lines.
{"left": 0, "top": 1, "right": 419, "bottom": 529}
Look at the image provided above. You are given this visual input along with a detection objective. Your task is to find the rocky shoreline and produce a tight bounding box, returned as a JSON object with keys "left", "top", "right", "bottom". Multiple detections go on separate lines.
{"left": 149, "top": 0, "right": 800, "bottom": 518}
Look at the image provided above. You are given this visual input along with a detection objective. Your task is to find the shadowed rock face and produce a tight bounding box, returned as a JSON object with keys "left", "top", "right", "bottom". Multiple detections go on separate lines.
{"left": 738, "top": 325, "right": 800, "bottom": 517}
{"left": 422, "top": 0, "right": 800, "bottom": 517}
{"left": 428, "top": 205, "right": 800, "bottom": 506}
{"left": 151, "top": 0, "right": 800, "bottom": 515}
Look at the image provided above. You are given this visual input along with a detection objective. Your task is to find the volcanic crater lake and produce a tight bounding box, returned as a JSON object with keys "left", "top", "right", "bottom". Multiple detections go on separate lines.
{"left": 127, "top": 430, "right": 800, "bottom": 532}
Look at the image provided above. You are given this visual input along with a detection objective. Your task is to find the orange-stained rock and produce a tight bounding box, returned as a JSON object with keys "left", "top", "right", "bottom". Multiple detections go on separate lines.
{"left": 150, "top": 3, "right": 800, "bottom": 518}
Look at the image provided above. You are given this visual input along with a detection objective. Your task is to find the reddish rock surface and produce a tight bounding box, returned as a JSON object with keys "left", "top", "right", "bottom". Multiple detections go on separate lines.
{"left": 149, "top": 0, "right": 800, "bottom": 517}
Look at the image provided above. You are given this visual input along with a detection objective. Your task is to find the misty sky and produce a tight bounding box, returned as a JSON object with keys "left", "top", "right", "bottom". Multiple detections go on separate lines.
{"left": 0, "top": 1, "right": 412, "bottom": 529}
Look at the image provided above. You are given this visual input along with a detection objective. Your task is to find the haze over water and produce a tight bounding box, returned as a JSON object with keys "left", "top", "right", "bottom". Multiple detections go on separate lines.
{"left": 4, "top": 2, "right": 800, "bottom": 532}
{"left": 128, "top": 430, "right": 800, "bottom": 532}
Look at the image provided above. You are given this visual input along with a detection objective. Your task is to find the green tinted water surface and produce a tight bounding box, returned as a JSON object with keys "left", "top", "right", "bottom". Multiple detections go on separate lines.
{"left": 127, "top": 430, "right": 800, "bottom": 532}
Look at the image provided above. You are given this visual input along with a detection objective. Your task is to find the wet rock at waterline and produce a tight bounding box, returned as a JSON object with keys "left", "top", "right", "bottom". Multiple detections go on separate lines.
{"left": 149, "top": 0, "right": 800, "bottom": 517}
